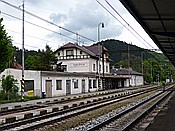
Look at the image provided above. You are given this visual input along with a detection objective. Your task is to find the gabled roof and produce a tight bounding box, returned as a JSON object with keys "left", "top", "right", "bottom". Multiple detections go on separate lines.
{"left": 84, "top": 44, "right": 108, "bottom": 56}
{"left": 55, "top": 42, "right": 108, "bottom": 58}
{"left": 111, "top": 68, "right": 142, "bottom": 76}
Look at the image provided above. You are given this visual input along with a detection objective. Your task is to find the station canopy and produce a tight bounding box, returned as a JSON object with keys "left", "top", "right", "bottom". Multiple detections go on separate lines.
{"left": 120, "top": 0, "right": 175, "bottom": 66}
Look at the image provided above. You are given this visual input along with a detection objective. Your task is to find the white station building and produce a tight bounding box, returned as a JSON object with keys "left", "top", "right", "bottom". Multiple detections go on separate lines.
{"left": 0, "top": 43, "right": 143, "bottom": 97}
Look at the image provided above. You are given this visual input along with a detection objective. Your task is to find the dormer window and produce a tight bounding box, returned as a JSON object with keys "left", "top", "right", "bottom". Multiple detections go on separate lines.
{"left": 66, "top": 50, "right": 73, "bottom": 56}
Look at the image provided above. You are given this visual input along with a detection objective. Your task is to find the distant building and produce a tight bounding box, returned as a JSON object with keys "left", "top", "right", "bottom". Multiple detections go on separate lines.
{"left": 111, "top": 66, "right": 144, "bottom": 87}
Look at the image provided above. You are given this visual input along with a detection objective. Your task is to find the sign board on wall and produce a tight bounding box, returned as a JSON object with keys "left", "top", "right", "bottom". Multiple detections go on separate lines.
{"left": 70, "top": 62, "right": 89, "bottom": 68}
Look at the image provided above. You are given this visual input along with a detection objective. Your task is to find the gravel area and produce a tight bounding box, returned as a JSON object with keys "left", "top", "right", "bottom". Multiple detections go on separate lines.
{"left": 68, "top": 92, "right": 160, "bottom": 131}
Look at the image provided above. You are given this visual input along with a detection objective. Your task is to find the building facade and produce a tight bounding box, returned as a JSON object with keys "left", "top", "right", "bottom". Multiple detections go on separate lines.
{"left": 111, "top": 67, "right": 144, "bottom": 87}
{"left": 54, "top": 42, "right": 111, "bottom": 89}
{"left": 0, "top": 43, "right": 143, "bottom": 98}
{"left": 0, "top": 68, "right": 99, "bottom": 97}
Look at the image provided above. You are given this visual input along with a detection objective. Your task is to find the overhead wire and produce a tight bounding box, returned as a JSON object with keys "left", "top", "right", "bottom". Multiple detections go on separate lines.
{"left": 105, "top": 0, "right": 154, "bottom": 49}
{"left": 0, "top": 0, "right": 95, "bottom": 42}
{"left": 96, "top": 0, "right": 152, "bottom": 49}
{"left": 7, "top": 29, "right": 60, "bottom": 45}
{"left": 1, "top": 11, "right": 84, "bottom": 45}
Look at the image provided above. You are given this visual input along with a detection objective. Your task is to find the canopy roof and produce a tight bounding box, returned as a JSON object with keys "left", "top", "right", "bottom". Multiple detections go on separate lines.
{"left": 120, "top": 0, "right": 175, "bottom": 66}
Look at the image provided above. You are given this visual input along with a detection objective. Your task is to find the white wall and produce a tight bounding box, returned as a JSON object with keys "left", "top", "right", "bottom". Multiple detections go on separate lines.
{"left": 56, "top": 47, "right": 110, "bottom": 74}
{"left": 0, "top": 68, "right": 41, "bottom": 96}
{"left": 42, "top": 75, "right": 96, "bottom": 97}
{"left": 129, "top": 75, "right": 143, "bottom": 86}
{"left": 42, "top": 76, "right": 66, "bottom": 96}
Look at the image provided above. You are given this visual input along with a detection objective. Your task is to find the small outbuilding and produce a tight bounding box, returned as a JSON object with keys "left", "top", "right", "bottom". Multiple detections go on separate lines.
{"left": 111, "top": 67, "right": 144, "bottom": 87}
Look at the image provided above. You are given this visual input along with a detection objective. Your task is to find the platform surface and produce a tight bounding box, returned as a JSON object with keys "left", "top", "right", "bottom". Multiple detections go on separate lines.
{"left": 146, "top": 90, "right": 175, "bottom": 131}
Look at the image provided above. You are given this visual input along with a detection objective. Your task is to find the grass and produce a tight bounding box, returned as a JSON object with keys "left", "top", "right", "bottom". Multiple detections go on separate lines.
{"left": 0, "top": 96, "right": 40, "bottom": 104}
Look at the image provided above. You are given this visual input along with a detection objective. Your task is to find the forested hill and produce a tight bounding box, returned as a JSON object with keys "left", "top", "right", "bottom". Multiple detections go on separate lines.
{"left": 102, "top": 39, "right": 165, "bottom": 65}
{"left": 14, "top": 39, "right": 166, "bottom": 67}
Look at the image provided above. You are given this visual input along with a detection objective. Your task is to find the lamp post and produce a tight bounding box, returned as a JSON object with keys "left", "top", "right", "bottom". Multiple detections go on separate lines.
{"left": 97, "top": 22, "right": 104, "bottom": 90}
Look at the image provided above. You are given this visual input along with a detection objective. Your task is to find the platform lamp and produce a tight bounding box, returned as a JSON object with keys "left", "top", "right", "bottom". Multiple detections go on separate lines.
{"left": 97, "top": 22, "right": 104, "bottom": 90}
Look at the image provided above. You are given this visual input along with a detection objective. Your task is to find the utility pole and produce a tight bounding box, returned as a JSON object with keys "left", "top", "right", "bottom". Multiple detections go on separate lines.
{"left": 128, "top": 43, "right": 130, "bottom": 86}
{"left": 21, "top": 0, "right": 25, "bottom": 101}
{"left": 141, "top": 51, "right": 144, "bottom": 76}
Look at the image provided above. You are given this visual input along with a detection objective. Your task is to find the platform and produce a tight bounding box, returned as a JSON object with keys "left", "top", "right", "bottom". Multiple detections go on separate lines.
{"left": 146, "top": 90, "right": 175, "bottom": 131}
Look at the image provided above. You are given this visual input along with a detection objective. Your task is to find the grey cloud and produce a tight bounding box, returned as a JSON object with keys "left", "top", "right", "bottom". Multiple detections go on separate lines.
{"left": 26, "top": 0, "right": 43, "bottom": 6}
{"left": 47, "top": 0, "right": 123, "bottom": 44}
{"left": 49, "top": 13, "right": 67, "bottom": 24}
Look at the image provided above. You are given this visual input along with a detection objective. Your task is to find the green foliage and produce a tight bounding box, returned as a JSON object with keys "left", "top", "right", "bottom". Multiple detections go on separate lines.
{"left": 103, "top": 39, "right": 175, "bottom": 83}
{"left": 0, "top": 75, "right": 19, "bottom": 100}
{"left": 0, "top": 18, "right": 14, "bottom": 72}
{"left": 103, "top": 39, "right": 154, "bottom": 65}
{"left": 25, "top": 55, "right": 40, "bottom": 70}
{"left": 143, "top": 57, "right": 175, "bottom": 83}
{"left": 24, "top": 45, "right": 57, "bottom": 71}
{"left": 14, "top": 46, "right": 41, "bottom": 65}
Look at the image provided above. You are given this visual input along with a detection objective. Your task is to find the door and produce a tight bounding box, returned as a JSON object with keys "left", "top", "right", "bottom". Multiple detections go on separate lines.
{"left": 82, "top": 79, "right": 85, "bottom": 93}
{"left": 46, "top": 80, "right": 52, "bottom": 97}
{"left": 66, "top": 80, "right": 71, "bottom": 95}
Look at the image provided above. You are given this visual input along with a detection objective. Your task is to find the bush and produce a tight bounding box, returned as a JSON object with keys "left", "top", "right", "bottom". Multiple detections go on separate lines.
{"left": 0, "top": 75, "right": 19, "bottom": 101}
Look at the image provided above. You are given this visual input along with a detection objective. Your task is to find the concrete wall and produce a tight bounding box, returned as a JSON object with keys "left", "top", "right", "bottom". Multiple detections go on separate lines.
{"left": 130, "top": 75, "right": 143, "bottom": 86}
{"left": 0, "top": 68, "right": 41, "bottom": 96}
{"left": 42, "top": 75, "right": 97, "bottom": 97}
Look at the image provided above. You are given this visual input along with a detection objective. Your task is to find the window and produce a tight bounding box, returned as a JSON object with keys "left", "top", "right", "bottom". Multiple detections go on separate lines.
{"left": 106, "top": 65, "right": 108, "bottom": 72}
{"left": 24, "top": 80, "right": 34, "bottom": 91}
{"left": 61, "top": 65, "right": 67, "bottom": 71}
{"left": 80, "top": 51, "right": 82, "bottom": 54}
{"left": 66, "top": 50, "right": 73, "bottom": 56}
{"left": 93, "top": 79, "right": 97, "bottom": 88}
{"left": 93, "top": 64, "right": 95, "bottom": 71}
{"left": 56, "top": 80, "right": 62, "bottom": 90}
{"left": 57, "top": 52, "right": 60, "bottom": 56}
{"left": 89, "top": 79, "right": 92, "bottom": 89}
{"left": 74, "top": 79, "right": 78, "bottom": 89}
{"left": 99, "top": 64, "right": 101, "bottom": 71}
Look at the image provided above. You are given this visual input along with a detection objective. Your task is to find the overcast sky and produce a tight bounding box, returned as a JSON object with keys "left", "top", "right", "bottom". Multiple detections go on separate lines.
{"left": 0, "top": 0, "right": 159, "bottom": 51}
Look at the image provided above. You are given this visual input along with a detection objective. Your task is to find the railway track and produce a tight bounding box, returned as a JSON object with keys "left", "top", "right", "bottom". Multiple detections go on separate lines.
{"left": 0, "top": 85, "right": 159, "bottom": 118}
{"left": 0, "top": 86, "right": 148, "bottom": 116}
{"left": 0, "top": 84, "right": 169, "bottom": 131}
{"left": 73, "top": 85, "right": 174, "bottom": 131}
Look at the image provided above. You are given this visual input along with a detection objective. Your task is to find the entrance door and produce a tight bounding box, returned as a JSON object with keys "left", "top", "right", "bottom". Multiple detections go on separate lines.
{"left": 82, "top": 79, "right": 85, "bottom": 93}
{"left": 46, "top": 80, "right": 52, "bottom": 97}
{"left": 66, "top": 80, "right": 71, "bottom": 95}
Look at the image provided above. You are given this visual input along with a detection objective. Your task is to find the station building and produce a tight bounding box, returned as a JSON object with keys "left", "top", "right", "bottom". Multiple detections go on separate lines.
{"left": 0, "top": 43, "right": 143, "bottom": 97}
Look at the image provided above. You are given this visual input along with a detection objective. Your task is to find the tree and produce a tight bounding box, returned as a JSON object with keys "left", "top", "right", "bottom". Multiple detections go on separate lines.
{"left": 39, "top": 45, "right": 57, "bottom": 70}
{"left": 0, "top": 18, "right": 14, "bottom": 72}
{"left": 25, "top": 55, "right": 40, "bottom": 70}
{"left": 0, "top": 75, "right": 19, "bottom": 100}
{"left": 24, "top": 45, "right": 57, "bottom": 71}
